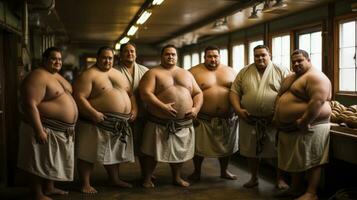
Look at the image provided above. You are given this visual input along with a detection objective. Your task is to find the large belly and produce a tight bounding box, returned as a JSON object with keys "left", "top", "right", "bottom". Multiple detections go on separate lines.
{"left": 276, "top": 92, "right": 331, "bottom": 124}
{"left": 149, "top": 86, "right": 193, "bottom": 119}
{"left": 89, "top": 89, "right": 131, "bottom": 114}
{"left": 38, "top": 93, "right": 78, "bottom": 123}
{"left": 201, "top": 86, "right": 231, "bottom": 116}
{"left": 276, "top": 93, "right": 307, "bottom": 123}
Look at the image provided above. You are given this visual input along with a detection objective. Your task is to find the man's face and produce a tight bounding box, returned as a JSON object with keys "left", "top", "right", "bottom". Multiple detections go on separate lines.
{"left": 161, "top": 47, "right": 177, "bottom": 68}
{"left": 121, "top": 44, "right": 136, "bottom": 64}
{"left": 45, "top": 51, "right": 62, "bottom": 73}
{"left": 204, "top": 50, "right": 220, "bottom": 70}
{"left": 97, "top": 50, "right": 113, "bottom": 71}
{"left": 254, "top": 48, "right": 271, "bottom": 70}
{"left": 291, "top": 53, "right": 311, "bottom": 76}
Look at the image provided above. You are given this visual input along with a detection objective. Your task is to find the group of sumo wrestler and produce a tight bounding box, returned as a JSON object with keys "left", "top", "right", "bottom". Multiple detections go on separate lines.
{"left": 17, "top": 42, "right": 331, "bottom": 200}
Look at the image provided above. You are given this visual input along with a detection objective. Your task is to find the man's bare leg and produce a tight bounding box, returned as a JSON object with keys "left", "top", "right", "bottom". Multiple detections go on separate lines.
{"left": 29, "top": 173, "right": 52, "bottom": 200}
{"left": 44, "top": 180, "right": 68, "bottom": 195}
{"left": 103, "top": 164, "right": 132, "bottom": 188}
{"left": 275, "top": 172, "right": 304, "bottom": 197}
{"left": 188, "top": 155, "right": 204, "bottom": 181}
{"left": 296, "top": 167, "right": 321, "bottom": 200}
{"left": 77, "top": 159, "right": 97, "bottom": 194}
{"left": 142, "top": 155, "right": 157, "bottom": 188}
{"left": 243, "top": 157, "right": 259, "bottom": 188}
{"left": 276, "top": 169, "right": 289, "bottom": 190}
{"left": 170, "top": 163, "right": 190, "bottom": 187}
{"left": 219, "top": 156, "right": 237, "bottom": 180}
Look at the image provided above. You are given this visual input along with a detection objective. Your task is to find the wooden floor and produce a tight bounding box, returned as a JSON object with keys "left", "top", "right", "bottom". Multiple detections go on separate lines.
{"left": 51, "top": 156, "right": 285, "bottom": 200}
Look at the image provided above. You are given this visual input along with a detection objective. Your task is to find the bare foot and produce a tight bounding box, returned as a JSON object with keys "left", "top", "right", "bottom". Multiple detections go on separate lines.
{"left": 151, "top": 175, "right": 157, "bottom": 181}
{"left": 112, "top": 179, "right": 133, "bottom": 188}
{"left": 295, "top": 192, "right": 318, "bottom": 200}
{"left": 188, "top": 172, "right": 201, "bottom": 181}
{"left": 44, "top": 187, "right": 68, "bottom": 195}
{"left": 142, "top": 180, "right": 155, "bottom": 188}
{"left": 220, "top": 171, "right": 237, "bottom": 180}
{"left": 80, "top": 185, "right": 98, "bottom": 194}
{"left": 276, "top": 179, "right": 290, "bottom": 190}
{"left": 243, "top": 179, "right": 258, "bottom": 188}
{"left": 173, "top": 178, "right": 190, "bottom": 187}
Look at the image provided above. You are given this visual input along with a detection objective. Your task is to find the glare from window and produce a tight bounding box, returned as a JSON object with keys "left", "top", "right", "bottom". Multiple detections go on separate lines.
{"left": 272, "top": 35, "right": 290, "bottom": 70}
{"left": 249, "top": 40, "right": 264, "bottom": 64}
{"left": 183, "top": 54, "right": 191, "bottom": 70}
{"left": 220, "top": 48, "right": 228, "bottom": 65}
{"left": 298, "top": 31, "right": 322, "bottom": 71}
{"left": 191, "top": 53, "right": 199, "bottom": 66}
{"left": 232, "top": 44, "right": 245, "bottom": 73}
{"left": 201, "top": 51, "right": 205, "bottom": 63}
{"left": 339, "top": 20, "right": 356, "bottom": 91}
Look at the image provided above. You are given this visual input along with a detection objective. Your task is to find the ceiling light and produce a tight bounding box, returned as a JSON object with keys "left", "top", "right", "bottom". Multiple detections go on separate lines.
{"left": 115, "top": 43, "right": 121, "bottom": 50}
{"left": 152, "top": 0, "right": 164, "bottom": 5}
{"left": 119, "top": 37, "right": 130, "bottom": 44}
{"left": 137, "top": 10, "right": 152, "bottom": 25}
{"left": 273, "top": 0, "right": 287, "bottom": 8}
{"left": 127, "top": 25, "right": 138, "bottom": 36}
{"left": 262, "top": 0, "right": 273, "bottom": 12}
{"left": 212, "top": 17, "right": 229, "bottom": 32}
{"left": 248, "top": 6, "right": 259, "bottom": 19}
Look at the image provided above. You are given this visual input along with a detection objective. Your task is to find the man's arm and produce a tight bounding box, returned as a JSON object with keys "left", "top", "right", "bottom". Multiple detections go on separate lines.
{"left": 73, "top": 70, "right": 104, "bottom": 123}
{"left": 21, "top": 71, "right": 48, "bottom": 144}
{"left": 297, "top": 74, "right": 331, "bottom": 129}
{"left": 229, "top": 74, "right": 250, "bottom": 121}
{"left": 139, "top": 70, "right": 177, "bottom": 117}
{"left": 185, "top": 73, "right": 203, "bottom": 119}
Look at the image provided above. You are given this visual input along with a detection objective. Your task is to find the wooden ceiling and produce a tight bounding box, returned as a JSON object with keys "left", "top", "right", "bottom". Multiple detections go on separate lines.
{"left": 32, "top": 0, "right": 335, "bottom": 48}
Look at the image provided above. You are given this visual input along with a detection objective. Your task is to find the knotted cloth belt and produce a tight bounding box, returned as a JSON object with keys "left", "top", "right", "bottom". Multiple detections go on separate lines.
{"left": 147, "top": 114, "right": 192, "bottom": 139}
{"left": 96, "top": 112, "right": 131, "bottom": 144}
{"left": 246, "top": 115, "right": 273, "bottom": 156}
{"left": 197, "top": 112, "right": 238, "bottom": 123}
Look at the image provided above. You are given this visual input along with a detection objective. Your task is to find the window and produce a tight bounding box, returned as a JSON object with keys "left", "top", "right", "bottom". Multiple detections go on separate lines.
{"left": 298, "top": 31, "right": 322, "bottom": 71}
{"left": 201, "top": 51, "right": 205, "bottom": 63}
{"left": 339, "top": 20, "right": 356, "bottom": 92}
{"left": 220, "top": 48, "right": 228, "bottom": 65}
{"left": 272, "top": 34, "right": 290, "bottom": 70}
{"left": 232, "top": 44, "right": 245, "bottom": 72}
{"left": 183, "top": 54, "right": 191, "bottom": 69}
{"left": 249, "top": 40, "right": 264, "bottom": 64}
{"left": 191, "top": 53, "right": 200, "bottom": 66}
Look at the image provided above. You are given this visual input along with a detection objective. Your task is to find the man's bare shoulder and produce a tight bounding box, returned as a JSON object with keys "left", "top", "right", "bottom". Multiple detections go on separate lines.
{"left": 189, "top": 64, "right": 205, "bottom": 74}
{"left": 307, "top": 69, "right": 330, "bottom": 84}
{"left": 23, "top": 68, "right": 50, "bottom": 84}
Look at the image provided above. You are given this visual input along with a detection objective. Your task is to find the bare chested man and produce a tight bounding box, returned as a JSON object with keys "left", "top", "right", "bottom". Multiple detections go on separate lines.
{"left": 274, "top": 49, "right": 331, "bottom": 200}
{"left": 74, "top": 46, "right": 137, "bottom": 193}
{"left": 139, "top": 44, "right": 203, "bottom": 188}
{"left": 230, "top": 45, "right": 289, "bottom": 189}
{"left": 117, "top": 42, "right": 148, "bottom": 178}
{"left": 188, "top": 46, "right": 238, "bottom": 181}
{"left": 18, "top": 47, "right": 78, "bottom": 200}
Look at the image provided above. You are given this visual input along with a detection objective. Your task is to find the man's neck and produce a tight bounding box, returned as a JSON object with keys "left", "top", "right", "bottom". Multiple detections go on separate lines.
{"left": 123, "top": 61, "right": 135, "bottom": 69}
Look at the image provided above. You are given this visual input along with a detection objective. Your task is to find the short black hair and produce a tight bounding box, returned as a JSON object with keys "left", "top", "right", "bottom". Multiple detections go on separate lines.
{"left": 204, "top": 45, "right": 220, "bottom": 57}
{"left": 161, "top": 44, "right": 177, "bottom": 56}
{"left": 120, "top": 42, "right": 137, "bottom": 55}
{"left": 42, "top": 47, "right": 61, "bottom": 61}
{"left": 291, "top": 49, "right": 310, "bottom": 59}
{"left": 97, "top": 46, "right": 114, "bottom": 57}
{"left": 253, "top": 45, "right": 270, "bottom": 53}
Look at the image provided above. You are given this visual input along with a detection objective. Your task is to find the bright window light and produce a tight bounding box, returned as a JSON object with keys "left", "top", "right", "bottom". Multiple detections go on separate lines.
{"left": 115, "top": 43, "right": 121, "bottom": 50}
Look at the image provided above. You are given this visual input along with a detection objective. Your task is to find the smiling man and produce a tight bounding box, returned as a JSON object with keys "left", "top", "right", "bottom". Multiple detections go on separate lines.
{"left": 139, "top": 44, "right": 203, "bottom": 188}
{"left": 18, "top": 47, "right": 78, "bottom": 200}
{"left": 230, "top": 45, "right": 289, "bottom": 189}
{"left": 188, "top": 46, "right": 239, "bottom": 181}
{"left": 274, "top": 49, "right": 331, "bottom": 200}
{"left": 73, "top": 46, "right": 137, "bottom": 194}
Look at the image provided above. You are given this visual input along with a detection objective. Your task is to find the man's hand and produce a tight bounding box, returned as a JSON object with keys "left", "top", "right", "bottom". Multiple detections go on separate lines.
{"left": 163, "top": 102, "right": 177, "bottom": 118}
{"left": 296, "top": 118, "right": 310, "bottom": 130}
{"left": 92, "top": 111, "right": 106, "bottom": 123}
{"left": 237, "top": 108, "right": 250, "bottom": 121}
{"left": 185, "top": 107, "right": 198, "bottom": 119}
{"left": 36, "top": 130, "right": 48, "bottom": 144}
{"left": 129, "top": 109, "right": 138, "bottom": 122}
